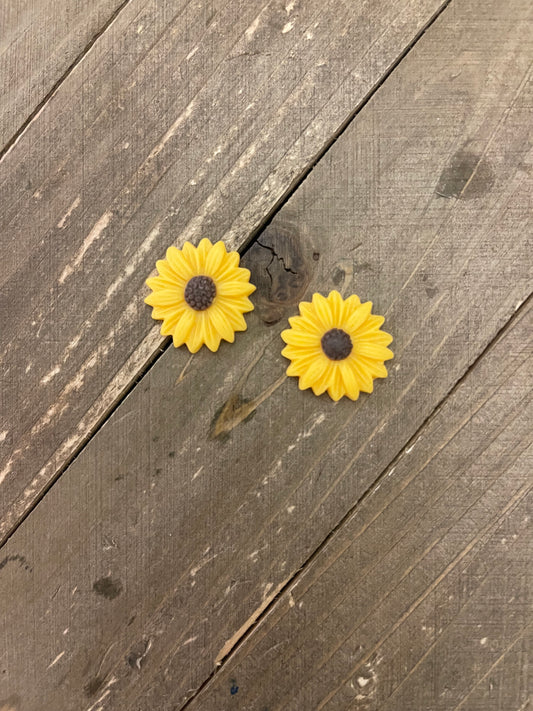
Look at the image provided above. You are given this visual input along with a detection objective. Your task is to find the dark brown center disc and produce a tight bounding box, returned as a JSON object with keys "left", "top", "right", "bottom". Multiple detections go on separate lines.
{"left": 184, "top": 275, "right": 216, "bottom": 311}
{"left": 321, "top": 328, "right": 353, "bottom": 361}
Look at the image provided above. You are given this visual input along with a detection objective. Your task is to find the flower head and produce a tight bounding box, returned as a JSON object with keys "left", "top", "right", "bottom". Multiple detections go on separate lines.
{"left": 145, "top": 239, "right": 255, "bottom": 352}
{"left": 281, "top": 291, "right": 393, "bottom": 401}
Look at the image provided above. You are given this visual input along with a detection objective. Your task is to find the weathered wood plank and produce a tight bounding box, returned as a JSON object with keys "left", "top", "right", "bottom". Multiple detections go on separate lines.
{"left": 187, "top": 302, "right": 532, "bottom": 711}
{"left": 1, "top": 0, "right": 532, "bottom": 708}
{"left": 0, "top": 0, "right": 127, "bottom": 151}
{"left": 0, "top": 0, "right": 449, "bottom": 543}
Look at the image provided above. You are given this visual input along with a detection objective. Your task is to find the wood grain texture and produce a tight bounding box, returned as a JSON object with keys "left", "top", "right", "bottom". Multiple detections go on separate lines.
{"left": 0, "top": 0, "right": 449, "bottom": 544}
{"left": 0, "top": 0, "right": 127, "bottom": 150}
{"left": 1, "top": 0, "right": 532, "bottom": 708}
{"left": 189, "top": 300, "right": 532, "bottom": 711}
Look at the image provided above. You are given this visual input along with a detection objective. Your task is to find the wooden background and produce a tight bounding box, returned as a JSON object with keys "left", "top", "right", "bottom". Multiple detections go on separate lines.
{"left": 0, "top": 0, "right": 531, "bottom": 709}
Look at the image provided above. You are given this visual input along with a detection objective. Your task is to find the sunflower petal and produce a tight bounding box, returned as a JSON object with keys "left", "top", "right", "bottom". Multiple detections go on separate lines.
{"left": 186, "top": 322, "right": 205, "bottom": 353}
{"left": 215, "top": 251, "right": 240, "bottom": 280}
{"left": 346, "top": 301, "right": 373, "bottom": 333}
{"left": 357, "top": 330, "right": 393, "bottom": 346}
{"left": 352, "top": 359, "right": 374, "bottom": 393}
{"left": 358, "top": 357, "right": 388, "bottom": 378}
{"left": 156, "top": 259, "right": 185, "bottom": 284}
{"left": 217, "top": 280, "right": 256, "bottom": 297}
{"left": 311, "top": 293, "right": 334, "bottom": 329}
{"left": 145, "top": 288, "right": 182, "bottom": 307}
{"left": 218, "top": 303, "right": 247, "bottom": 331}
{"left": 172, "top": 309, "right": 195, "bottom": 347}
{"left": 146, "top": 275, "right": 180, "bottom": 292}
{"left": 152, "top": 305, "right": 185, "bottom": 320}
{"left": 197, "top": 238, "right": 211, "bottom": 261}
{"left": 181, "top": 241, "right": 201, "bottom": 273}
{"left": 217, "top": 295, "right": 254, "bottom": 313}
{"left": 281, "top": 329, "right": 321, "bottom": 348}
{"left": 327, "top": 367, "right": 345, "bottom": 401}
{"left": 290, "top": 311, "right": 322, "bottom": 335}
{"left": 166, "top": 246, "right": 194, "bottom": 279}
{"left": 160, "top": 309, "right": 185, "bottom": 336}
{"left": 286, "top": 361, "right": 303, "bottom": 377}
{"left": 210, "top": 305, "right": 236, "bottom": 343}
{"left": 205, "top": 241, "right": 227, "bottom": 276}
{"left": 340, "top": 361, "right": 360, "bottom": 400}
{"left": 203, "top": 315, "right": 222, "bottom": 352}
{"left": 298, "top": 358, "right": 328, "bottom": 391}
{"left": 297, "top": 302, "right": 323, "bottom": 328}
{"left": 327, "top": 290, "right": 344, "bottom": 323}
{"left": 356, "top": 343, "right": 394, "bottom": 361}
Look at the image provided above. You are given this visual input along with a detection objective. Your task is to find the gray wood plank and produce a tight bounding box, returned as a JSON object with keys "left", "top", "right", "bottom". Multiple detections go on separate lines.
{"left": 1, "top": 0, "right": 532, "bottom": 708}
{"left": 187, "top": 301, "right": 532, "bottom": 711}
{"left": 0, "top": 0, "right": 127, "bottom": 151}
{"left": 0, "top": 0, "right": 449, "bottom": 544}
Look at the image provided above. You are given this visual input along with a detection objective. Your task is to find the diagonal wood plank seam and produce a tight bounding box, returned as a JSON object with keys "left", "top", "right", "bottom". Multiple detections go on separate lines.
{"left": 0, "top": 0, "right": 454, "bottom": 550}
{"left": 0, "top": 0, "right": 135, "bottom": 162}
{"left": 178, "top": 292, "right": 532, "bottom": 711}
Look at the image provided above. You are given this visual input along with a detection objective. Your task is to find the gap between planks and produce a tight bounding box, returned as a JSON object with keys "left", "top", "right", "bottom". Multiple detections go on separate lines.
{"left": 178, "top": 291, "right": 532, "bottom": 711}
{"left": 0, "top": 0, "right": 135, "bottom": 162}
{"left": 0, "top": 0, "right": 454, "bottom": 550}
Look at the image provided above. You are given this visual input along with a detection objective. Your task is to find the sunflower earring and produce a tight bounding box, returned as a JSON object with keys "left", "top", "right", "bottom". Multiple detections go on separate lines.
{"left": 281, "top": 291, "right": 393, "bottom": 401}
{"left": 145, "top": 239, "right": 256, "bottom": 352}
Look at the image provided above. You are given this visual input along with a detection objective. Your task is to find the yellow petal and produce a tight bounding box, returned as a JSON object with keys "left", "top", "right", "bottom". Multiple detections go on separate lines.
{"left": 310, "top": 364, "right": 332, "bottom": 395}
{"left": 298, "top": 358, "right": 328, "bottom": 391}
{"left": 353, "top": 316, "right": 387, "bottom": 338}
{"left": 298, "top": 302, "right": 322, "bottom": 328}
{"left": 160, "top": 309, "right": 185, "bottom": 336}
{"left": 205, "top": 241, "right": 227, "bottom": 276}
{"left": 152, "top": 305, "right": 185, "bottom": 320}
{"left": 339, "top": 361, "right": 360, "bottom": 400}
{"left": 358, "top": 357, "right": 388, "bottom": 378}
{"left": 218, "top": 303, "right": 247, "bottom": 331}
{"left": 197, "top": 238, "right": 212, "bottom": 260}
{"left": 286, "top": 362, "right": 303, "bottom": 377}
{"left": 352, "top": 359, "right": 374, "bottom": 393}
{"left": 172, "top": 309, "right": 195, "bottom": 348}
{"left": 156, "top": 259, "right": 186, "bottom": 284}
{"left": 217, "top": 280, "right": 255, "bottom": 297}
{"left": 282, "top": 346, "right": 322, "bottom": 362}
{"left": 327, "top": 367, "right": 345, "bottom": 401}
{"left": 346, "top": 301, "right": 373, "bottom": 333}
{"left": 281, "top": 329, "right": 321, "bottom": 348}
{"left": 327, "top": 290, "right": 344, "bottom": 322}
{"left": 146, "top": 275, "right": 181, "bottom": 292}
{"left": 358, "top": 330, "right": 393, "bottom": 346}
{"left": 290, "top": 311, "right": 322, "bottom": 334}
{"left": 210, "top": 305, "right": 236, "bottom": 343}
{"left": 356, "top": 343, "right": 394, "bottom": 361}
{"left": 311, "top": 293, "right": 334, "bottom": 329}
{"left": 186, "top": 322, "right": 205, "bottom": 353}
{"left": 166, "top": 246, "right": 194, "bottom": 278}
{"left": 181, "top": 241, "right": 201, "bottom": 273}
{"left": 217, "top": 295, "right": 254, "bottom": 313}
{"left": 215, "top": 251, "right": 240, "bottom": 280}
{"left": 145, "top": 288, "right": 182, "bottom": 307}
{"left": 203, "top": 315, "right": 222, "bottom": 352}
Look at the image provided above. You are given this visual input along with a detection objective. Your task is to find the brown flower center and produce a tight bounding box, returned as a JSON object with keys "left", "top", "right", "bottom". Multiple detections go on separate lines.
{"left": 184, "top": 275, "right": 216, "bottom": 311}
{"left": 321, "top": 328, "right": 352, "bottom": 361}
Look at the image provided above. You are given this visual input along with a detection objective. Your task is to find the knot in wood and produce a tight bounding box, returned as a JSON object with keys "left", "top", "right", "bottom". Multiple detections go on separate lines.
{"left": 321, "top": 328, "right": 352, "bottom": 361}
{"left": 184, "top": 275, "right": 216, "bottom": 310}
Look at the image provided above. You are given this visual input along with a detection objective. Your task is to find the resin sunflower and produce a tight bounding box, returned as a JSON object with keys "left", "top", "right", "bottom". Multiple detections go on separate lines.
{"left": 145, "top": 239, "right": 255, "bottom": 352}
{"left": 281, "top": 291, "right": 393, "bottom": 401}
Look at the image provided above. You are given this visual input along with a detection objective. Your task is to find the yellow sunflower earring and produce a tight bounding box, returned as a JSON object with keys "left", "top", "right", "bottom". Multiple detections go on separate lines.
{"left": 145, "top": 239, "right": 255, "bottom": 352}
{"left": 281, "top": 291, "right": 393, "bottom": 401}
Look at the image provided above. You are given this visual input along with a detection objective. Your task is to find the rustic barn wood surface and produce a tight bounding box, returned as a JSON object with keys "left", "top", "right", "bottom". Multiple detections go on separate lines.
{"left": 0, "top": 0, "right": 531, "bottom": 709}
{"left": 0, "top": 0, "right": 450, "bottom": 545}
